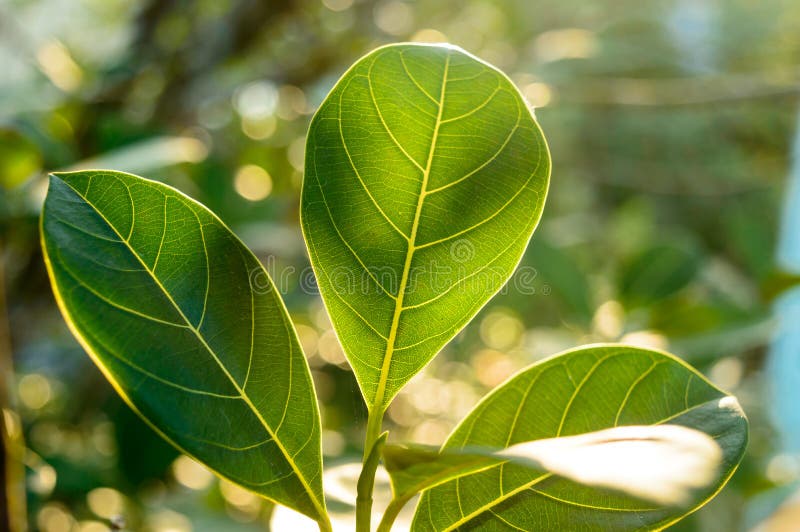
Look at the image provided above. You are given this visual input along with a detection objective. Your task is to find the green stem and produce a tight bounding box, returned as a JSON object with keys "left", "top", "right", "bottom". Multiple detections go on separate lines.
{"left": 356, "top": 408, "right": 387, "bottom": 532}
{"left": 376, "top": 496, "right": 411, "bottom": 532}
{"left": 317, "top": 517, "right": 333, "bottom": 532}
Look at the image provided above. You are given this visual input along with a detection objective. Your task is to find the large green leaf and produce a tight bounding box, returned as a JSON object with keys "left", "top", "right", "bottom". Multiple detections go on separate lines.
{"left": 413, "top": 344, "right": 748, "bottom": 531}
{"left": 302, "top": 43, "right": 550, "bottom": 411}
{"left": 41, "top": 170, "right": 328, "bottom": 526}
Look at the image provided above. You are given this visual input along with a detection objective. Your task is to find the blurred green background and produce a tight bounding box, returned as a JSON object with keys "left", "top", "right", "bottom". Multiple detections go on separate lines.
{"left": 2, "top": 0, "right": 800, "bottom": 530}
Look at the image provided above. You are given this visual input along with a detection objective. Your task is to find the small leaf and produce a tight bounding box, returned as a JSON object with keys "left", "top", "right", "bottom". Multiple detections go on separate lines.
{"left": 524, "top": 238, "right": 592, "bottom": 321}
{"left": 41, "top": 170, "right": 328, "bottom": 524}
{"left": 412, "top": 344, "right": 748, "bottom": 531}
{"left": 619, "top": 242, "right": 701, "bottom": 307}
{"left": 302, "top": 43, "right": 550, "bottom": 411}
{"left": 385, "top": 424, "right": 725, "bottom": 508}
{"left": 359, "top": 432, "right": 389, "bottom": 498}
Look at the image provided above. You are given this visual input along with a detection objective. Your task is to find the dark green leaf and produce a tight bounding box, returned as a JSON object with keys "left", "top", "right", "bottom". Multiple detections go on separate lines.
{"left": 413, "top": 344, "right": 748, "bottom": 531}
{"left": 302, "top": 43, "right": 550, "bottom": 411}
{"left": 619, "top": 243, "right": 700, "bottom": 306}
{"left": 41, "top": 170, "right": 328, "bottom": 525}
{"left": 525, "top": 238, "right": 592, "bottom": 321}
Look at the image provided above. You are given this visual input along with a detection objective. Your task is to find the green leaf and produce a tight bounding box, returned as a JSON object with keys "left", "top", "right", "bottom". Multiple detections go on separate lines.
{"left": 41, "top": 170, "right": 328, "bottom": 526}
{"left": 383, "top": 423, "right": 728, "bottom": 527}
{"left": 412, "top": 344, "right": 748, "bottom": 531}
{"left": 619, "top": 242, "right": 701, "bottom": 307}
{"left": 383, "top": 443, "right": 498, "bottom": 506}
{"left": 525, "top": 238, "right": 593, "bottom": 321}
{"left": 302, "top": 43, "right": 550, "bottom": 411}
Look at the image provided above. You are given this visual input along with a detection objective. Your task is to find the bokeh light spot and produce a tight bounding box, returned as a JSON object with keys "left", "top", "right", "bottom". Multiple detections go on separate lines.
{"left": 318, "top": 330, "right": 346, "bottom": 365}
{"left": 374, "top": 1, "right": 414, "bottom": 36}
{"left": 288, "top": 136, "right": 306, "bottom": 172}
{"left": 87, "top": 487, "right": 125, "bottom": 519}
{"left": 234, "top": 165, "right": 273, "bottom": 201}
{"left": 535, "top": 28, "right": 597, "bottom": 62}
{"left": 234, "top": 81, "right": 278, "bottom": 119}
{"left": 522, "top": 82, "right": 553, "bottom": 108}
{"left": 322, "top": 0, "right": 353, "bottom": 11}
{"left": 171, "top": 455, "right": 214, "bottom": 490}
{"left": 479, "top": 310, "right": 524, "bottom": 350}
{"left": 19, "top": 373, "right": 53, "bottom": 410}
{"left": 36, "top": 41, "right": 83, "bottom": 92}
{"left": 37, "top": 504, "right": 75, "bottom": 532}
{"left": 592, "top": 300, "right": 624, "bottom": 339}
{"left": 411, "top": 28, "right": 448, "bottom": 43}
{"left": 241, "top": 115, "right": 277, "bottom": 140}
{"left": 146, "top": 509, "right": 192, "bottom": 532}
{"left": 709, "top": 357, "right": 744, "bottom": 390}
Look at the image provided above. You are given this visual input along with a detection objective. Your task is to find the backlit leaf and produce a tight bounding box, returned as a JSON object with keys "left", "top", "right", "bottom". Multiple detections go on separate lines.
{"left": 302, "top": 43, "right": 550, "bottom": 411}
{"left": 413, "top": 344, "right": 748, "bottom": 531}
{"left": 41, "top": 170, "right": 328, "bottom": 525}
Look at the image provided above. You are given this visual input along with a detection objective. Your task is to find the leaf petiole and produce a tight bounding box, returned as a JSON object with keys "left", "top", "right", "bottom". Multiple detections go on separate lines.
{"left": 356, "top": 413, "right": 388, "bottom": 532}
{"left": 376, "top": 496, "right": 411, "bottom": 532}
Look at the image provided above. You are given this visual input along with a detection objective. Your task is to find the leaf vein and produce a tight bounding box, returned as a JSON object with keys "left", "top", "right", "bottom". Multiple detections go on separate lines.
{"left": 399, "top": 51, "right": 439, "bottom": 104}
{"left": 441, "top": 473, "right": 552, "bottom": 531}
{"left": 65, "top": 181, "right": 327, "bottom": 521}
{"left": 440, "top": 85, "right": 503, "bottom": 124}
{"left": 74, "top": 310, "right": 237, "bottom": 399}
{"left": 152, "top": 195, "right": 168, "bottom": 270}
{"left": 614, "top": 360, "right": 662, "bottom": 426}
{"left": 336, "top": 85, "right": 411, "bottom": 241}
{"left": 57, "top": 251, "right": 186, "bottom": 328}
{"left": 427, "top": 99, "right": 522, "bottom": 195}
{"left": 528, "top": 487, "right": 658, "bottom": 513}
{"left": 310, "top": 155, "right": 400, "bottom": 300}
{"left": 370, "top": 51, "right": 451, "bottom": 409}
{"left": 416, "top": 141, "right": 543, "bottom": 250}
{"left": 366, "top": 54, "right": 426, "bottom": 172}
{"left": 556, "top": 353, "right": 618, "bottom": 436}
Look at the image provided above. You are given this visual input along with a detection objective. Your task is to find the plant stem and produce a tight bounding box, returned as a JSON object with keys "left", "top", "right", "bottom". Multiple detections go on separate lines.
{"left": 317, "top": 516, "right": 333, "bottom": 532}
{"left": 318, "top": 517, "right": 333, "bottom": 532}
{"left": 375, "top": 497, "right": 410, "bottom": 532}
{"left": 356, "top": 407, "right": 386, "bottom": 532}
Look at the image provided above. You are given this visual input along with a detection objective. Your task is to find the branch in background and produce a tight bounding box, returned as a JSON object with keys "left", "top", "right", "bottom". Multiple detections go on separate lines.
{"left": 555, "top": 70, "right": 800, "bottom": 106}
{"left": 0, "top": 241, "right": 27, "bottom": 532}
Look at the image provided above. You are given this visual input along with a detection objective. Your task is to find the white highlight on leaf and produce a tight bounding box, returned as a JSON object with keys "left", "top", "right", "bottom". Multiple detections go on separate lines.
{"left": 498, "top": 424, "right": 723, "bottom": 507}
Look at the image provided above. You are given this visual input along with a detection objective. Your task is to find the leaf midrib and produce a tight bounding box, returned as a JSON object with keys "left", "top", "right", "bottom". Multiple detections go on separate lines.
{"left": 61, "top": 177, "right": 327, "bottom": 522}
{"left": 371, "top": 52, "right": 451, "bottom": 412}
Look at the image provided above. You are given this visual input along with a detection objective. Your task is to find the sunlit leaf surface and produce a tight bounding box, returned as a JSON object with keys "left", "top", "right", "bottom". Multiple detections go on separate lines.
{"left": 413, "top": 344, "right": 748, "bottom": 531}
{"left": 386, "top": 425, "right": 724, "bottom": 507}
{"left": 302, "top": 43, "right": 550, "bottom": 411}
{"left": 41, "top": 170, "right": 327, "bottom": 524}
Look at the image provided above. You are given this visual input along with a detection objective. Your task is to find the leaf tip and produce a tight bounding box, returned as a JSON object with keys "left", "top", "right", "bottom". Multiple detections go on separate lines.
{"left": 718, "top": 395, "right": 747, "bottom": 420}
{"left": 47, "top": 170, "right": 86, "bottom": 189}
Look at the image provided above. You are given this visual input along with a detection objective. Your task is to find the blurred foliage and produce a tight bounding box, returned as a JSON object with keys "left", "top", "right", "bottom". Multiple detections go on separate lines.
{"left": 1, "top": 0, "right": 799, "bottom": 530}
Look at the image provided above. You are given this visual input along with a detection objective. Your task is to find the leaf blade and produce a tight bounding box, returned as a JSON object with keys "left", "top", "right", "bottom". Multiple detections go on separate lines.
{"left": 41, "top": 170, "right": 328, "bottom": 523}
{"left": 385, "top": 423, "right": 727, "bottom": 510}
{"left": 302, "top": 43, "right": 550, "bottom": 410}
{"left": 411, "top": 344, "right": 748, "bottom": 531}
